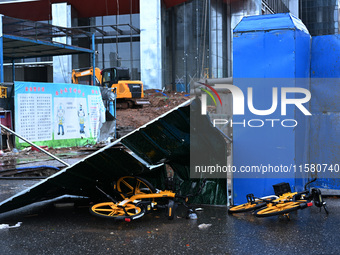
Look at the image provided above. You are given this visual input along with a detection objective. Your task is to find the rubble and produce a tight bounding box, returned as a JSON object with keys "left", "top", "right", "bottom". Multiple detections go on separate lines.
{"left": 116, "top": 89, "right": 190, "bottom": 129}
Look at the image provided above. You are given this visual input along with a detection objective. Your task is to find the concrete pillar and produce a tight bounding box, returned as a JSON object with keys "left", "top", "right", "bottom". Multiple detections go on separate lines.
{"left": 230, "top": 0, "right": 261, "bottom": 76}
{"left": 140, "top": 0, "right": 162, "bottom": 89}
{"left": 52, "top": 3, "right": 72, "bottom": 83}
{"left": 210, "top": 0, "right": 224, "bottom": 78}
{"left": 289, "top": 0, "right": 299, "bottom": 18}
{"left": 230, "top": 0, "right": 261, "bottom": 31}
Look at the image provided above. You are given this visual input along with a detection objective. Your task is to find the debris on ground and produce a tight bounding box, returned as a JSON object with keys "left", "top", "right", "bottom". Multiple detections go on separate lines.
{"left": 0, "top": 146, "right": 99, "bottom": 178}
{"left": 187, "top": 209, "right": 198, "bottom": 219}
{"left": 0, "top": 222, "right": 22, "bottom": 229}
{"left": 198, "top": 223, "right": 212, "bottom": 230}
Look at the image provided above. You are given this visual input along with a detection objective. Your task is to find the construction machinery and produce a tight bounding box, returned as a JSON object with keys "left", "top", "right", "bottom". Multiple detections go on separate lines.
{"left": 0, "top": 86, "right": 7, "bottom": 98}
{"left": 72, "top": 67, "right": 149, "bottom": 108}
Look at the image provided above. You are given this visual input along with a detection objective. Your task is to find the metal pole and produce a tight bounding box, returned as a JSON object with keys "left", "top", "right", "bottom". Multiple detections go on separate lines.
{"left": 114, "top": 89, "right": 117, "bottom": 138}
{"left": 12, "top": 59, "right": 15, "bottom": 82}
{"left": 0, "top": 37, "right": 3, "bottom": 83}
{"left": 92, "top": 33, "right": 96, "bottom": 86}
{"left": 184, "top": 3, "right": 187, "bottom": 93}
{"left": 115, "top": 12, "right": 118, "bottom": 61}
{"left": 200, "top": 77, "right": 233, "bottom": 85}
{"left": 0, "top": 124, "right": 2, "bottom": 151}
{"left": 0, "top": 15, "right": 4, "bottom": 83}
{"left": 129, "top": 0, "right": 133, "bottom": 77}
{"left": 0, "top": 123, "right": 70, "bottom": 167}
{"left": 226, "top": 0, "right": 231, "bottom": 77}
{"left": 171, "top": 9, "right": 176, "bottom": 91}
{"left": 208, "top": 0, "right": 211, "bottom": 79}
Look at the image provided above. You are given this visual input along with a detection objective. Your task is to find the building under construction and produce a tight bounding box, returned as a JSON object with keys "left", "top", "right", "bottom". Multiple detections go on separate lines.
{"left": 0, "top": 0, "right": 301, "bottom": 90}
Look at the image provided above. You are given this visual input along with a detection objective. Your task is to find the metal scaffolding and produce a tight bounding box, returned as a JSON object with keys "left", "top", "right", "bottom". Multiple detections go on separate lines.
{"left": 0, "top": 15, "right": 96, "bottom": 85}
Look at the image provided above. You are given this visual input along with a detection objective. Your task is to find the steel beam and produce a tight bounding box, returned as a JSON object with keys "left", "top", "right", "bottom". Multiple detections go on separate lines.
{"left": 92, "top": 33, "right": 96, "bottom": 86}
{"left": 0, "top": 124, "right": 70, "bottom": 167}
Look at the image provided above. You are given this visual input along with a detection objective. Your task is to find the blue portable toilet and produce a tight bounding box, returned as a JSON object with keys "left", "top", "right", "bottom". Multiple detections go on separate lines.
{"left": 232, "top": 13, "right": 311, "bottom": 204}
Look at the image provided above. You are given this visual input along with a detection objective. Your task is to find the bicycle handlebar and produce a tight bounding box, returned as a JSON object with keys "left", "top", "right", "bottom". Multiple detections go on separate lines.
{"left": 304, "top": 178, "right": 317, "bottom": 191}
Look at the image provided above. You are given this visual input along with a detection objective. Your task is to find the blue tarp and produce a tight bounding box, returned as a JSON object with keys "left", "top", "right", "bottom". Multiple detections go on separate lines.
{"left": 234, "top": 13, "right": 309, "bottom": 34}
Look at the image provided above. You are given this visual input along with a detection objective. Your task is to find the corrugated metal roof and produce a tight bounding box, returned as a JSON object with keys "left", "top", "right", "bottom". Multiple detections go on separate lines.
{"left": 121, "top": 104, "right": 190, "bottom": 165}
{"left": 0, "top": 97, "right": 230, "bottom": 213}
{"left": 0, "top": 100, "right": 192, "bottom": 213}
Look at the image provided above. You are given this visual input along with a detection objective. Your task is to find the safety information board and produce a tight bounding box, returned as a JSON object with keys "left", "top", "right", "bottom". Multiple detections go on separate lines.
{"left": 17, "top": 93, "right": 52, "bottom": 141}
{"left": 14, "top": 81, "right": 106, "bottom": 149}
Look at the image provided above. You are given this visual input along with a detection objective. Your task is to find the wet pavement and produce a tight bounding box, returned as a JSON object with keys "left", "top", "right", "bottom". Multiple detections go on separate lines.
{"left": 0, "top": 179, "right": 339, "bottom": 255}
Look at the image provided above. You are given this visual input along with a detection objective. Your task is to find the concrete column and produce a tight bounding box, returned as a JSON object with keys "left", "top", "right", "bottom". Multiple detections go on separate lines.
{"left": 140, "top": 0, "right": 162, "bottom": 89}
{"left": 289, "top": 0, "right": 299, "bottom": 18}
{"left": 210, "top": 0, "right": 224, "bottom": 78}
{"left": 52, "top": 3, "right": 72, "bottom": 83}
{"left": 230, "top": 0, "right": 261, "bottom": 31}
{"left": 230, "top": 0, "right": 261, "bottom": 76}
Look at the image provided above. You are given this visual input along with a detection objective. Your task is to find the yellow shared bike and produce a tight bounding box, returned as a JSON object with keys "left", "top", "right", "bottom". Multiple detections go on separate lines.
{"left": 228, "top": 178, "right": 329, "bottom": 218}
{"left": 90, "top": 176, "right": 205, "bottom": 222}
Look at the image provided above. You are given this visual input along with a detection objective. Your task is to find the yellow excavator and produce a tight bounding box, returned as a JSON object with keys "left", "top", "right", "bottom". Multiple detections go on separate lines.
{"left": 72, "top": 67, "right": 149, "bottom": 108}
{"left": 0, "top": 86, "right": 7, "bottom": 98}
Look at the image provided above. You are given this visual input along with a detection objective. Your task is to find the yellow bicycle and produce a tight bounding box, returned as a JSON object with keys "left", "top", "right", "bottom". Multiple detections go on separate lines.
{"left": 90, "top": 176, "right": 204, "bottom": 221}
{"left": 228, "top": 178, "right": 329, "bottom": 218}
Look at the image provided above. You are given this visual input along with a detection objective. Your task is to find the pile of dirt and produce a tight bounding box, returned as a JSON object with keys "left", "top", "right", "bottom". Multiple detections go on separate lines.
{"left": 116, "top": 89, "right": 190, "bottom": 129}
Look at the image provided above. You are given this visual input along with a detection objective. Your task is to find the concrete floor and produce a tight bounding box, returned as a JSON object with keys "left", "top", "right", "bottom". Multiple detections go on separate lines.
{"left": 0, "top": 179, "right": 339, "bottom": 255}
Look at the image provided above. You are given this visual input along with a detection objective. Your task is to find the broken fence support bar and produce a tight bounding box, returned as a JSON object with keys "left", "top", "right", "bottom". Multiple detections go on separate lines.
{"left": 0, "top": 123, "right": 70, "bottom": 167}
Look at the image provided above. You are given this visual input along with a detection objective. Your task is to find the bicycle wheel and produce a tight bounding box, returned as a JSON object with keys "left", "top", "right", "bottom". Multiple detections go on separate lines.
{"left": 117, "top": 176, "right": 156, "bottom": 199}
{"left": 90, "top": 202, "right": 145, "bottom": 220}
{"left": 254, "top": 201, "right": 304, "bottom": 217}
{"left": 228, "top": 201, "right": 267, "bottom": 214}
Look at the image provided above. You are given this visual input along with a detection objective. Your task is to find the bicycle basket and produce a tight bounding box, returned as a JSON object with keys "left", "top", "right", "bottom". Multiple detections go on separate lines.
{"left": 272, "top": 182, "right": 291, "bottom": 196}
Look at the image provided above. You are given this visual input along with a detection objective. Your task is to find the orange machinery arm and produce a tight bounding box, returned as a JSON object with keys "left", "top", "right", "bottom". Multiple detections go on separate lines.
{"left": 71, "top": 67, "right": 102, "bottom": 85}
